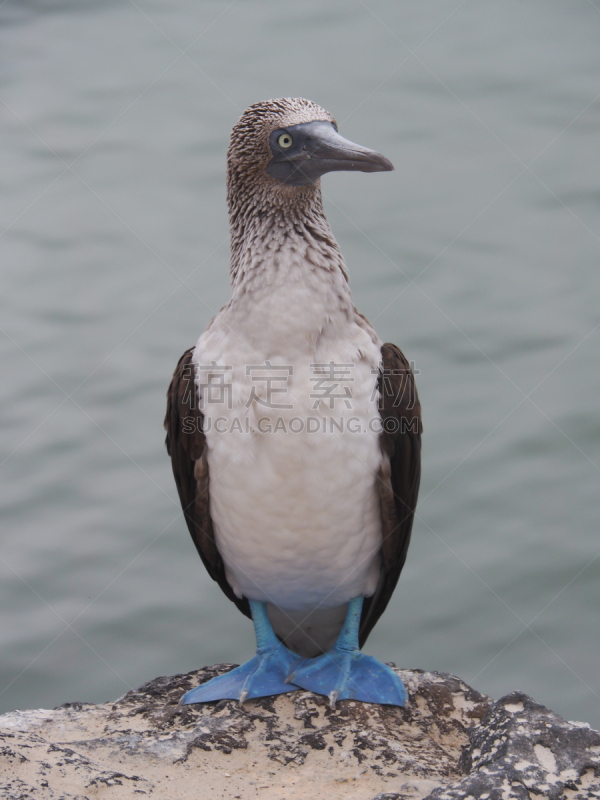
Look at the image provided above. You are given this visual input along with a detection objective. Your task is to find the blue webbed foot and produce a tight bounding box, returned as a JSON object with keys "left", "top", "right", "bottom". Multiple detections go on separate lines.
{"left": 286, "top": 648, "right": 407, "bottom": 708}
{"left": 286, "top": 596, "right": 407, "bottom": 708}
{"left": 181, "top": 645, "right": 301, "bottom": 704}
{"left": 181, "top": 600, "right": 302, "bottom": 705}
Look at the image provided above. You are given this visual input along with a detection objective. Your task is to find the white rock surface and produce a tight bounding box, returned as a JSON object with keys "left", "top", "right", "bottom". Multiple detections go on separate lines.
{"left": 1, "top": 665, "right": 598, "bottom": 799}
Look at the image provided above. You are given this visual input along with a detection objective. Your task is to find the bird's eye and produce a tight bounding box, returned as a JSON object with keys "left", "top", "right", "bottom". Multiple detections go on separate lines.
{"left": 278, "top": 132, "right": 293, "bottom": 149}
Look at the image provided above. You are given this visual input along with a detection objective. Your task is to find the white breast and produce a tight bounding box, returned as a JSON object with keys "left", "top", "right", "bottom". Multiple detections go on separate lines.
{"left": 194, "top": 251, "right": 383, "bottom": 634}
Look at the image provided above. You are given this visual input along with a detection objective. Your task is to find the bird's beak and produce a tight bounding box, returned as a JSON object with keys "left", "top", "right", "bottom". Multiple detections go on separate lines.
{"left": 266, "top": 120, "right": 394, "bottom": 187}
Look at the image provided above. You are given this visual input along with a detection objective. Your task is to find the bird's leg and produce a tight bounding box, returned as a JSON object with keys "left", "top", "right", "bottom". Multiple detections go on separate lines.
{"left": 285, "top": 596, "right": 407, "bottom": 708}
{"left": 180, "top": 600, "right": 302, "bottom": 705}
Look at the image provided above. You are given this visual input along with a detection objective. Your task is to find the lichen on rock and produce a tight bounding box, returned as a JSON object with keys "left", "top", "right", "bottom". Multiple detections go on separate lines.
{"left": 1, "top": 665, "right": 598, "bottom": 799}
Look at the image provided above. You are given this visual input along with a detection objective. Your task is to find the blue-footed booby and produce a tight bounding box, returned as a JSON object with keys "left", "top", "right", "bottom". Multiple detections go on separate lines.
{"left": 165, "top": 98, "right": 421, "bottom": 707}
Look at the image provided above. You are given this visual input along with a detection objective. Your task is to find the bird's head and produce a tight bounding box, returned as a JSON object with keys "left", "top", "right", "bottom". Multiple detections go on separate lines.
{"left": 227, "top": 97, "right": 393, "bottom": 211}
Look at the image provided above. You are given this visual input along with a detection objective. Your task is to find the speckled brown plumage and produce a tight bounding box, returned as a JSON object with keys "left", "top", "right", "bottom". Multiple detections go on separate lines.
{"left": 226, "top": 98, "right": 346, "bottom": 285}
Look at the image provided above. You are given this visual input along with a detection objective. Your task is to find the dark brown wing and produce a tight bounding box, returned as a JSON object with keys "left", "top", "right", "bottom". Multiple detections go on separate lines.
{"left": 164, "top": 348, "right": 250, "bottom": 619}
{"left": 359, "top": 342, "right": 422, "bottom": 646}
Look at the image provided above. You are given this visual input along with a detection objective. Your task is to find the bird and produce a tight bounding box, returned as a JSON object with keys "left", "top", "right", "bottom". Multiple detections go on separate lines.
{"left": 165, "top": 97, "right": 421, "bottom": 708}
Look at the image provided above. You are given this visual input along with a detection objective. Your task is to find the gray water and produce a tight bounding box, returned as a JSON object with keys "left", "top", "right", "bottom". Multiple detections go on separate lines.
{"left": 1, "top": 0, "right": 599, "bottom": 729}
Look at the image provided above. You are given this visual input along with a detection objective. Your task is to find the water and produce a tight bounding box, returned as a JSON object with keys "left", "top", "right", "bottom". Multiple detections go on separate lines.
{"left": 1, "top": 0, "right": 599, "bottom": 728}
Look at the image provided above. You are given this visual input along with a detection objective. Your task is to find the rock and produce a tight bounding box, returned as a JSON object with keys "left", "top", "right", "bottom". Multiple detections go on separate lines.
{"left": 0, "top": 665, "right": 598, "bottom": 799}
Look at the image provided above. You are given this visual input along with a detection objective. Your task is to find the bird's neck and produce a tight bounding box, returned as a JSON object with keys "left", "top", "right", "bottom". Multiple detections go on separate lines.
{"left": 228, "top": 186, "right": 349, "bottom": 292}
{"left": 224, "top": 184, "right": 356, "bottom": 357}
